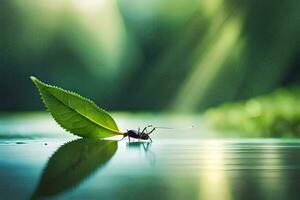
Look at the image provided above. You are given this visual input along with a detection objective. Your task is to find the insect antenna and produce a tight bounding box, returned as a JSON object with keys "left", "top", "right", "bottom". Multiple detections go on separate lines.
{"left": 146, "top": 125, "right": 194, "bottom": 134}
{"left": 151, "top": 125, "right": 194, "bottom": 130}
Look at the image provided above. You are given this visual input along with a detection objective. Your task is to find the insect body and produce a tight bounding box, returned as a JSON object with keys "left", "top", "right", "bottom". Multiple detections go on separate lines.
{"left": 122, "top": 125, "right": 156, "bottom": 142}
{"left": 120, "top": 125, "right": 193, "bottom": 142}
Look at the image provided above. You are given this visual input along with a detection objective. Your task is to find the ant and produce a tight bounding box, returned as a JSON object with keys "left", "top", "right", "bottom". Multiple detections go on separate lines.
{"left": 120, "top": 125, "right": 193, "bottom": 142}
{"left": 121, "top": 125, "right": 156, "bottom": 142}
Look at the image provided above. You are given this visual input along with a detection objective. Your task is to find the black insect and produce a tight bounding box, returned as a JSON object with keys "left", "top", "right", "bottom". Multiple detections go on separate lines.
{"left": 120, "top": 125, "right": 193, "bottom": 142}
{"left": 121, "top": 125, "right": 156, "bottom": 142}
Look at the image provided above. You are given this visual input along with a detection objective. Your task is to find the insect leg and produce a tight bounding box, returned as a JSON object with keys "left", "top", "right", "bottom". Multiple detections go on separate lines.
{"left": 148, "top": 127, "right": 156, "bottom": 134}
{"left": 148, "top": 136, "right": 153, "bottom": 142}
{"left": 141, "top": 125, "right": 153, "bottom": 134}
{"left": 141, "top": 127, "right": 147, "bottom": 134}
{"left": 119, "top": 135, "right": 126, "bottom": 141}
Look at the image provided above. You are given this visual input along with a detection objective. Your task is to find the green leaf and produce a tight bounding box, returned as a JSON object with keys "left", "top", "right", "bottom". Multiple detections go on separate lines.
{"left": 31, "top": 139, "right": 118, "bottom": 199}
{"left": 30, "top": 76, "right": 123, "bottom": 138}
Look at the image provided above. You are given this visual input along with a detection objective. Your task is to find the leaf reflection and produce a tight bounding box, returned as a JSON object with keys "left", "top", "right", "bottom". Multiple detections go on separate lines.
{"left": 31, "top": 139, "right": 118, "bottom": 199}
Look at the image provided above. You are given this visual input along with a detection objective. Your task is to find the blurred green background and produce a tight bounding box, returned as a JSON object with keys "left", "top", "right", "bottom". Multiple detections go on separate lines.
{"left": 1, "top": 0, "right": 299, "bottom": 112}
{"left": 1, "top": 2, "right": 300, "bottom": 199}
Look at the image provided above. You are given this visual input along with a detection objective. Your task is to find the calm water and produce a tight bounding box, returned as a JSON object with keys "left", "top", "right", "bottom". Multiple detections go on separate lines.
{"left": 0, "top": 113, "right": 300, "bottom": 200}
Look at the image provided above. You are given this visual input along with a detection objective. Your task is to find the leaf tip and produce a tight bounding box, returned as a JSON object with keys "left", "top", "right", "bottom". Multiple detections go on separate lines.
{"left": 30, "top": 76, "right": 38, "bottom": 82}
{"left": 30, "top": 76, "right": 44, "bottom": 89}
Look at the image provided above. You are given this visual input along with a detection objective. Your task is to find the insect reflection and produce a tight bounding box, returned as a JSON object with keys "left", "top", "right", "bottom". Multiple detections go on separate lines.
{"left": 126, "top": 141, "right": 156, "bottom": 165}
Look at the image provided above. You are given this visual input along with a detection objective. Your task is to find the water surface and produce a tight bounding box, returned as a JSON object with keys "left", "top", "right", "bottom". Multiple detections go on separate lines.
{"left": 0, "top": 113, "right": 300, "bottom": 200}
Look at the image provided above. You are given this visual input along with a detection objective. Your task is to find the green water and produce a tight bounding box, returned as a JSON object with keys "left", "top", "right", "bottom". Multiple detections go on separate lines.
{"left": 1, "top": 113, "right": 300, "bottom": 200}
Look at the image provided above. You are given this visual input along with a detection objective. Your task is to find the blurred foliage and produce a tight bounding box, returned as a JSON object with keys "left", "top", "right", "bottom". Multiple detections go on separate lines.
{"left": 205, "top": 87, "right": 300, "bottom": 137}
{"left": 0, "top": 0, "right": 299, "bottom": 111}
